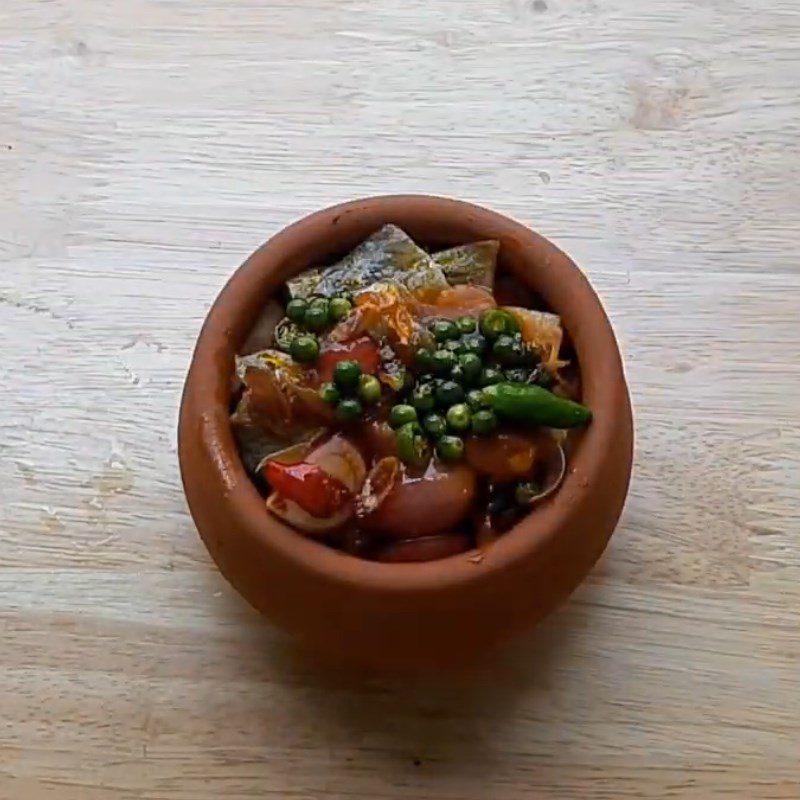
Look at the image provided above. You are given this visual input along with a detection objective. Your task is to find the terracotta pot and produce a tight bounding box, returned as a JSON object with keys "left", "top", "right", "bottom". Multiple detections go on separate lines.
{"left": 178, "top": 195, "right": 633, "bottom": 669}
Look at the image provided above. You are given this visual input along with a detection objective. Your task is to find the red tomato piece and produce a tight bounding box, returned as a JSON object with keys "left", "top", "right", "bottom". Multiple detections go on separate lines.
{"left": 264, "top": 460, "right": 352, "bottom": 518}
{"left": 317, "top": 336, "right": 380, "bottom": 383}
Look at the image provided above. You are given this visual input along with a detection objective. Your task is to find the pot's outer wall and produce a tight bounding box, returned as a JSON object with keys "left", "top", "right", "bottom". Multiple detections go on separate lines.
{"left": 179, "top": 196, "right": 634, "bottom": 669}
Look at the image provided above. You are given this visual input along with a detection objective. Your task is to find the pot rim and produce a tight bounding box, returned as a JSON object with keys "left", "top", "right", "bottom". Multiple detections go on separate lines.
{"left": 179, "top": 194, "right": 628, "bottom": 595}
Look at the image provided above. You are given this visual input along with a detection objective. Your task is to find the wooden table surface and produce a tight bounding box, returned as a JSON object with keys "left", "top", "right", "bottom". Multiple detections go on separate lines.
{"left": 2, "top": 1, "right": 799, "bottom": 798}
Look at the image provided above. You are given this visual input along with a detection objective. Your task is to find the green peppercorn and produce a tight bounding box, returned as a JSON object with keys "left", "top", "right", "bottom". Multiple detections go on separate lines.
{"left": 422, "top": 412, "right": 447, "bottom": 438}
{"left": 436, "top": 435, "right": 464, "bottom": 462}
{"left": 400, "top": 368, "right": 416, "bottom": 394}
{"left": 431, "top": 349, "right": 457, "bottom": 375}
{"left": 290, "top": 333, "right": 320, "bottom": 363}
{"left": 358, "top": 374, "right": 382, "bottom": 404}
{"left": 531, "top": 366, "right": 555, "bottom": 389}
{"left": 435, "top": 380, "right": 465, "bottom": 408}
{"left": 286, "top": 298, "right": 308, "bottom": 325}
{"left": 504, "top": 367, "right": 531, "bottom": 383}
{"left": 304, "top": 298, "right": 331, "bottom": 332}
{"left": 479, "top": 366, "right": 504, "bottom": 386}
{"left": 410, "top": 381, "right": 436, "bottom": 413}
{"left": 389, "top": 404, "right": 418, "bottom": 428}
{"left": 396, "top": 422, "right": 431, "bottom": 468}
{"left": 515, "top": 480, "right": 542, "bottom": 506}
{"left": 466, "top": 388, "right": 488, "bottom": 411}
{"left": 333, "top": 359, "right": 362, "bottom": 391}
{"left": 521, "top": 343, "right": 540, "bottom": 367}
{"left": 456, "top": 315, "right": 477, "bottom": 334}
{"left": 414, "top": 347, "right": 435, "bottom": 373}
{"left": 449, "top": 364, "right": 466, "bottom": 384}
{"left": 493, "top": 334, "right": 527, "bottom": 365}
{"left": 445, "top": 403, "right": 471, "bottom": 432}
{"left": 461, "top": 333, "right": 488, "bottom": 357}
{"left": 480, "top": 308, "right": 518, "bottom": 340}
{"left": 491, "top": 333, "right": 514, "bottom": 362}
{"left": 329, "top": 296, "right": 353, "bottom": 322}
{"left": 471, "top": 408, "right": 498, "bottom": 435}
{"left": 318, "top": 382, "right": 340, "bottom": 405}
{"left": 335, "top": 397, "right": 363, "bottom": 422}
{"left": 429, "top": 318, "right": 459, "bottom": 342}
{"left": 458, "top": 353, "right": 482, "bottom": 385}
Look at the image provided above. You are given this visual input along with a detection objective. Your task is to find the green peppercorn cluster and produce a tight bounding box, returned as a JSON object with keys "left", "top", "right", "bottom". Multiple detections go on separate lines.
{"left": 383, "top": 309, "right": 555, "bottom": 466}
{"left": 282, "top": 294, "right": 354, "bottom": 364}
{"left": 318, "top": 359, "right": 382, "bottom": 422}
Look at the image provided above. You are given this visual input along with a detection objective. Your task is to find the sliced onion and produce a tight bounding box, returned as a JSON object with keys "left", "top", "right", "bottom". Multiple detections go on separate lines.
{"left": 356, "top": 456, "right": 401, "bottom": 518}
{"left": 525, "top": 442, "right": 566, "bottom": 505}
{"left": 361, "top": 461, "right": 476, "bottom": 540}
{"left": 303, "top": 433, "right": 367, "bottom": 494}
{"left": 266, "top": 494, "right": 352, "bottom": 537}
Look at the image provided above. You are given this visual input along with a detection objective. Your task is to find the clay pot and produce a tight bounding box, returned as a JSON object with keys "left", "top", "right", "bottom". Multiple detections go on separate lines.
{"left": 178, "top": 195, "right": 633, "bottom": 669}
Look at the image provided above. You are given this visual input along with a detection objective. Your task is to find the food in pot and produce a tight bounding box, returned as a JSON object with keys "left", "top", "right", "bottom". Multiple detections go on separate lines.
{"left": 230, "top": 225, "right": 591, "bottom": 562}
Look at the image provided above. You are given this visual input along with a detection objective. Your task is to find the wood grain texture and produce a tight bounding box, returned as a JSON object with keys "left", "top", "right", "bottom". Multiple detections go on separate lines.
{"left": 2, "top": 0, "right": 799, "bottom": 797}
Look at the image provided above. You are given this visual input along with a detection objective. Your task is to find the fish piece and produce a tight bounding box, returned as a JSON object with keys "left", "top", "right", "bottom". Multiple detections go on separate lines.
{"left": 433, "top": 240, "right": 499, "bottom": 290}
{"left": 286, "top": 224, "right": 448, "bottom": 299}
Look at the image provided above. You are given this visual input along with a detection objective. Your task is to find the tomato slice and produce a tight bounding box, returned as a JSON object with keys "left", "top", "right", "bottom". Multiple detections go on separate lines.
{"left": 317, "top": 336, "right": 380, "bottom": 383}
{"left": 264, "top": 460, "right": 352, "bottom": 518}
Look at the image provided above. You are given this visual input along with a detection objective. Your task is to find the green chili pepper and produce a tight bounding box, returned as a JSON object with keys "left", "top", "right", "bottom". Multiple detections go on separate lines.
{"left": 482, "top": 382, "right": 592, "bottom": 428}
